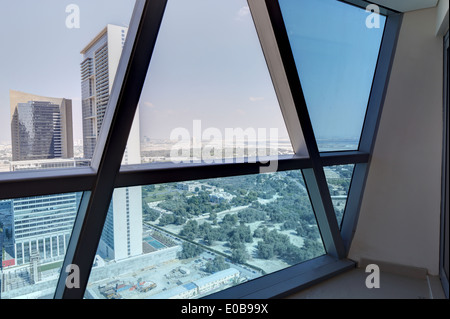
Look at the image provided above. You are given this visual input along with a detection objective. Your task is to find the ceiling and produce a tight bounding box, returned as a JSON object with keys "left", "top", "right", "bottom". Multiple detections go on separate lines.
{"left": 368, "top": 0, "right": 439, "bottom": 12}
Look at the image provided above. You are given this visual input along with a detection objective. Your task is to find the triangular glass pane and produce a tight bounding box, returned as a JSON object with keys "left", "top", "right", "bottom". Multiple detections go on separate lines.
{"left": 324, "top": 164, "right": 355, "bottom": 227}
{"left": 279, "top": 0, "right": 386, "bottom": 152}
{"left": 129, "top": 0, "right": 293, "bottom": 166}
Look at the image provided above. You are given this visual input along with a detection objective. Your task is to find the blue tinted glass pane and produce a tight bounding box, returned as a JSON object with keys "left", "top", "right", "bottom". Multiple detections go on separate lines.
{"left": 279, "top": 0, "right": 385, "bottom": 151}
{"left": 324, "top": 165, "right": 354, "bottom": 227}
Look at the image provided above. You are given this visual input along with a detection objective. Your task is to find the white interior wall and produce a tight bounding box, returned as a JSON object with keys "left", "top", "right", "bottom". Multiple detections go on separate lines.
{"left": 348, "top": 6, "right": 444, "bottom": 275}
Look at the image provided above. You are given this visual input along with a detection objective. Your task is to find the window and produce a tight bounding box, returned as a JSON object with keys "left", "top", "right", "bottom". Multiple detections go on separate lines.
{"left": 0, "top": 0, "right": 401, "bottom": 299}
{"left": 279, "top": 0, "right": 385, "bottom": 152}
{"left": 86, "top": 170, "right": 325, "bottom": 299}
{"left": 0, "top": 0, "right": 136, "bottom": 174}
{"left": 131, "top": 0, "right": 293, "bottom": 166}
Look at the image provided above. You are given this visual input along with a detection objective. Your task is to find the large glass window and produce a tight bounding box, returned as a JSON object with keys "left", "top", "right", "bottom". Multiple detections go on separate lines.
{"left": 279, "top": 0, "right": 386, "bottom": 152}
{"left": 127, "top": 0, "right": 293, "bottom": 167}
{"left": 0, "top": 0, "right": 136, "bottom": 173}
{"left": 85, "top": 170, "right": 325, "bottom": 299}
{"left": 0, "top": 192, "right": 82, "bottom": 299}
{"left": 0, "top": 0, "right": 400, "bottom": 300}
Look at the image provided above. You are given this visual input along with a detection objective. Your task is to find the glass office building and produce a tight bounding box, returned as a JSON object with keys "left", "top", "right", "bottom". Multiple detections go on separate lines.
{"left": 13, "top": 193, "right": 81, "bottom": 266}
{"left": 10, "top": 90, "right": 73, "bottom": 162}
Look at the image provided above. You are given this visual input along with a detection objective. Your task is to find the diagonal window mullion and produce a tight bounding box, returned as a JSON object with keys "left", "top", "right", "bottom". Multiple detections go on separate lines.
{"left": 54, "top": 0, "right": 168, "bottom": 299}
{"left": 248, "top": 0, "right": 308, "bottom": 156}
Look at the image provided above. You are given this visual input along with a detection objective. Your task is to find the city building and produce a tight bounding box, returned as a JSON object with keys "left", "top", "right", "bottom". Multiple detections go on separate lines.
{"left": 80, "top": 24, "right": 142, "bottom": 261}
{"left": 9, "top": 158, "right": 90, "bottom": 172}
{"left": 150, "top": 268, "right": 240, "bottom": 299}
{"left": 7, "top": 91, "right": 79, "bottom": 267}
{"left": 80, "top": 24, "right": 129, "bottom": 159}
{"left": 10, "top": 90, "right": 73, "bottom": 161}
{"left": 12, "top": 193, "right": 82, "bottom": 266}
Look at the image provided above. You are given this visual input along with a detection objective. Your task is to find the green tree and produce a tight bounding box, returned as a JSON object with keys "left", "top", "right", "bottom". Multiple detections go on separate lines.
{"left": 253, "top": 226, "right": 268, "bottom": 238}
{"left": 180, "top": 220, "right": 199, "bottom": 240}
{"left": 221, "top": 214, "right": 238, "bottom": 226}
{"left": 228, "top": 225, "right": 253, "bottom": 248}
{"left": 256, "top": 242, "right": 274, "bottom": 259}
{"left": 144, "top": 207, "right": 160, "bottom": 222}
{"left": 158, "top": 214, "right": 174, "bottom": 226}
{"left": 238, "top": 208, "right": 266, "bottom": 223}
{"left": 231, "top": 247, "right": 249, "bottom": 264}
{"left": 179, "top": 242, "right": 204, "bottom": 259}
{"left": 209, "top": 212, "right": 217, "bottom": 221}
{"left": 205, "top": 255, "right": 229, "bottom": 274}
{"left": 203, "top": 230, "right": 219, "bottom": 246}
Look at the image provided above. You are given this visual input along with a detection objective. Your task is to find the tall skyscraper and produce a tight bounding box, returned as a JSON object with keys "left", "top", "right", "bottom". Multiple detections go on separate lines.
{"left": 10, "top": 90, "right": 74, "bottom": 161}
{"left": 80, "top": 24, "right": 142, "bottom": 261}
{"left": 8, "top": 90, "right": 78, "bottom": 267}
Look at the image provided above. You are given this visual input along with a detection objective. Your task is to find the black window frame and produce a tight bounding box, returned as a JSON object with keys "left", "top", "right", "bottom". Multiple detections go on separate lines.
{"left": 440, "top": 30, "right": 449, "bottom": 299}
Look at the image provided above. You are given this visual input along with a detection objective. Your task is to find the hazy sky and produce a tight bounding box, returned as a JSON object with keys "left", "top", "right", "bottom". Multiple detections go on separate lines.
{"left": 137, "top": 0, "right": 290, "bottom": 141}
{"left": 0, "top": 0, "right": 135, "bottom": 144}
{"left": 0, "top": 0, "right": 385, "bottom": 146}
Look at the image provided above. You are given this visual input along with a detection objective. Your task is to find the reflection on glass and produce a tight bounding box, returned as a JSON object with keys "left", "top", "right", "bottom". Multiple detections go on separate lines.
{"left": 279, "top": 0, "right": 385, "bottom": 152}
{"left": 134, "top": 0, "right": 293, "bottom": 166}
{"left": 324, "top": 165, "right": 355, "bottom": 226}
{"left": 85, "top": 171, "right": 325, "bottom": 299}
{"left": 0, "top": 192, "right": 82, "bottom": 299}
{"left": 0, "top": 1, "right": 136, "bottom": 173}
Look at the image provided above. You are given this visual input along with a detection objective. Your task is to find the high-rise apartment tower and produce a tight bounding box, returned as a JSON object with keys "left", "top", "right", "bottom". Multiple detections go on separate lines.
{"left": 80, "top": 24, "right": 142, "bottom": 261}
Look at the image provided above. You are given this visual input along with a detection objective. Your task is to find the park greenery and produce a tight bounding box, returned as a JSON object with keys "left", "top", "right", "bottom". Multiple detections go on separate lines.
{"left": 143, "top": 168, "right": 351, "bottom": 267}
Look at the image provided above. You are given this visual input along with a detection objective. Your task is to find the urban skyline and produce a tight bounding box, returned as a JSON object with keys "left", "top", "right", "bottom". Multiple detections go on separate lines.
{"left": 0, "top": 0, "right": 377, "bottom": 146}
{"left": 1, "top": 23, "right": 143, "bottom": 273}
{"left": 0, "top": 0, "right": 135, "bottom": 145}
